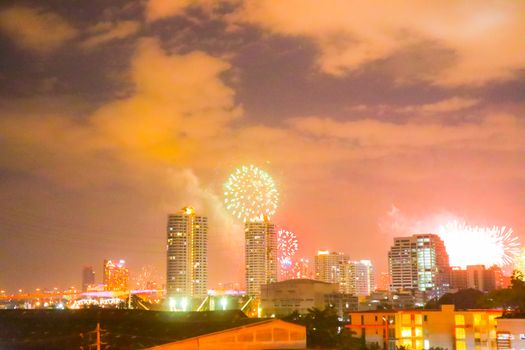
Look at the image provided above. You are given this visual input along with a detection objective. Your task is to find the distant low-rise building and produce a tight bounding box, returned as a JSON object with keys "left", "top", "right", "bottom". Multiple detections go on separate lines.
{"left": 260, "top": 279, "right": 357, "bottom": 317}
{"left": 347, "top": 304, "right": 502, "bottom": 350}
{"left": 359, "top": 290, "right": 425, "bottom": 311}
{"left": 147, "top": 318, "right": 306, "bottom": 350}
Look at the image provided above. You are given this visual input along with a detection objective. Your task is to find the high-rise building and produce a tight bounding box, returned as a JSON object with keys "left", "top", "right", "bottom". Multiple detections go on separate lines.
{"left": 103, "top": 259, "right": 129, "bottom": 291}
{"left": 450, "top": 264, "right": 504, "bottom": 292}
{"left": 167, "top": 207, "right": 208, "bottom": 299}
{"left": 450, "top": 266, "right": 468, "bottom": 290}
{"left": 488, "top": 264, "right": 508, "bottom": 289}
{"left": 315, "top": 251, "right": 348, "bottom": 291}
{"left": 245, "top": 219, "right": 277, "bottom": 296}
{"left": 82, "top": 266, "right": 95, "bottom": 292}
{"left": 346, "top": 260, "right": 375, "bottom": 296}
{"left": 314, "top": 251, "right": 375, "bottom": 295}
{"left": 388, "top": 233, "right": 450, "bottom": 298}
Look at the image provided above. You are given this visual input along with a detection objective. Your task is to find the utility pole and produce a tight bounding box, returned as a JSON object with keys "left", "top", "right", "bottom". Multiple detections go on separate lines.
{"left": 96, "top": 322, "right": 101, "bottom": 350}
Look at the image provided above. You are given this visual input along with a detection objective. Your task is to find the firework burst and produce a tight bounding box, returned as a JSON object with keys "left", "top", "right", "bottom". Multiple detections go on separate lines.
{"left": 223, "top": 165, "right": 279, "bottom": 222}
{"left": 278, "top": 228, "right": 298, "bottom": 266}
{"left": 437, "top": 220, "right": 520, "bottom": 268}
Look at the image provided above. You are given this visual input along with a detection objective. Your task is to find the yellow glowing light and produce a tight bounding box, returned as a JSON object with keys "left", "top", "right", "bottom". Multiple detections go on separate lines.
{"left": 401, "top": 327, "right": 412, "bottom": 337}
{"left": 223, "top": 165, "right": 279, "bottom": 222}
{"left": 438, "top": 220, "right": 520, "bottom": 268}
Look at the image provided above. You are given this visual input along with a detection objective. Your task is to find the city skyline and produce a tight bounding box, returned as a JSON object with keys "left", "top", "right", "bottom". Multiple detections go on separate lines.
{"left": 0, "top": 0, "right": 524, "bottom": 292}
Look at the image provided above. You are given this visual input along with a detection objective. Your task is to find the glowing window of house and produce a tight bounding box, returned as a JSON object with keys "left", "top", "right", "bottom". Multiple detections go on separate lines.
{"left": 414, "top": 314, "right": 423, "bottom": 325}
{"left": 401, "top": 327, "right": 412, "bottom": 338}
{"left": 402, "top": 314, "right": 411, "bottom": 325}
{"left": 455, "top": 315, "right": 465, "bottom": 326}
{"left": 456, "top": 341, "right": 466, "bottom": 350}
{"left": 402, "top": 339, "right": 412, "bottom": 348}
{"left": 489, "top": 315, "right": 497, "bottom": 325}
{"left": 414, "top": 327, "right": 423, "bottom": 337}
{"left": 473, "top": 313, "right": 481, "bottom": 326}
{"left": 456, "top": 327, "right": 466, "bottom": 339}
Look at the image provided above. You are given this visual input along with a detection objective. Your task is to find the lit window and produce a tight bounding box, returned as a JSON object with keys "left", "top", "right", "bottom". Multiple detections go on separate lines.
{"left": 401, "top": 327, "right": 412, "bottom": 338}
{"left": 473, "top": 314, "right": 481, "bottom": 326}
{"left": 402, "top": 314, "right": 411, "bottom": 325}
{"left": 414, "top": 327, "right": 423, "bottom": 337}
{"left": 414, "top": 314, "right": 422, "bottom": 325}
{"left": 455, "top": 315, "right": 465, "bottom": 326}
{"left": 456, "top": 328, "right": 466, "bottom": 339}
{"left": 456, "top": 341, "right": 466, "bottom": 350}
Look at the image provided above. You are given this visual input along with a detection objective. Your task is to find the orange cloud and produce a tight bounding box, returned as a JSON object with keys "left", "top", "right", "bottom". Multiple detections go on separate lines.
{"left": 146, "top": 0, "right": 217, "bottom": 22}
{"left": 399, "top": 97, "right": 480, "bottom": 114}
{"left": 232, "top": 0, "right": 525, "bottom": 86}
{"left": 80, "top": 20, "right": 141, "bottom": 49}
{"left": 288, "top": 114, "right": 525, "bottom": 152}
{"left": 0, "top": 5, "right": 77, "bottom": 53}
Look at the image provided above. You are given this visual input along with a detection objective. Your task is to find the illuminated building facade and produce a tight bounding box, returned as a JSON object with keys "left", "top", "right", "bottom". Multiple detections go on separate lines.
{"left": 103, "top": 259, "right": 129, "bottom": 291}
{"left": 347, "top": 305, "right": 501, "bottom": 350}
{"left": 82, "top": 266, "right": 95, "bottom": 292}
{"left": 167, "top": 207, "right": 208, "bottom": 299}
{"left": 388, "top": 234, "right": 450, "bottom": 298}
{"left": 346, "top": 260, "right": 375, "bottom": 296}
{"left": 245, "top": 219, "right": 277, "bottom": 296}
{"left": 314, "top": 250, "right": 348, "bottom": 292}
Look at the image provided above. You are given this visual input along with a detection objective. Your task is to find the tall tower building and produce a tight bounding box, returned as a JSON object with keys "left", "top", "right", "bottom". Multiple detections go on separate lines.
{"left": 82, "top": 266, "right": 95, "bottom": 292}
{"left": 347, "top": 260, "right": 375, "bottom": 296}
{"left": 167, "top": 207, "right": 208, "bottom": 299}
{"left": 315, "top": 251, "right": 348, "bottom": 292}
{"left": 245, "top": 219, "right": 277, "bottom": 296}
{"left": 103, "top": 259, "right": 129, "bottom": 291}
{"left": 388, "top": 233, "right": 450, "bottom": 298}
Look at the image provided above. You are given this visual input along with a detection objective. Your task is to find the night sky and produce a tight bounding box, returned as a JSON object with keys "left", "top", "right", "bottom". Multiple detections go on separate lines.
{"left": 0, "top": 0, "right": 524, "bottom": 292}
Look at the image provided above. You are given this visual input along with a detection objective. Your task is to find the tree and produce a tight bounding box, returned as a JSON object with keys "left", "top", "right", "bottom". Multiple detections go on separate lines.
{"left": 283, "top": 307, "right": 351, "bottom": 349}
{"left": 482, "top": 270, "right": 525, "bottom": 314}
{"left": 425, "top": 289, "right": 485, "bottom": 309}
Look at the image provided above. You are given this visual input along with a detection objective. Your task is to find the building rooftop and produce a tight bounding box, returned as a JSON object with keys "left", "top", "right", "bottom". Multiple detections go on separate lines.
{"left": 0, "top": 309, "right": 266, "bottom": 349}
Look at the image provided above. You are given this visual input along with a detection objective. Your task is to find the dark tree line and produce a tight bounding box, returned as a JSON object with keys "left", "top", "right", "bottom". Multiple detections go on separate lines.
{"left": 426, "top": 270, "right": 525, "bottom": 314}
